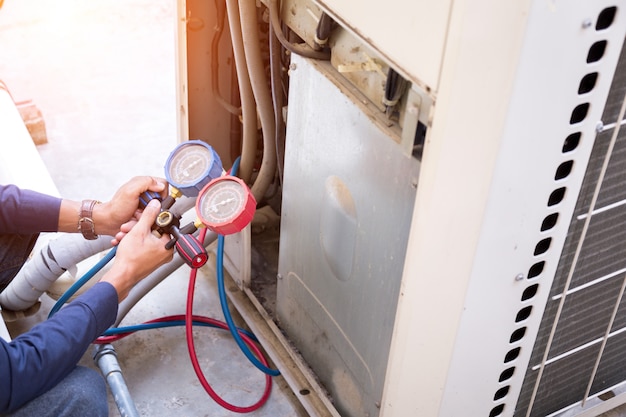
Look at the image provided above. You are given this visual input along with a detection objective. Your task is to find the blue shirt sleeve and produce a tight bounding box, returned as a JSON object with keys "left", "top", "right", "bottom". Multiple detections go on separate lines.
{"left": 0, "top": 281, "right": 118, "bottom": 412}
{"left": 0, "top": 184, "right": 61, "bottom": 234}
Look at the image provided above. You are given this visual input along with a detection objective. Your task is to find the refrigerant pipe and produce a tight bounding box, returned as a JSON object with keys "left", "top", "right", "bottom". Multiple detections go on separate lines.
{"left": 94, "top": 344, "right": 140, "bottom": 417}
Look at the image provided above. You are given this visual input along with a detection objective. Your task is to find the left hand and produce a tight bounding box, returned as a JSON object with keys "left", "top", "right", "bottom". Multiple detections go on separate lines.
{"left": 100, "top": 198, "right": 174, "bottom": 301}
{"left": 94, "top": 176, "right": 168, "bottom": 241}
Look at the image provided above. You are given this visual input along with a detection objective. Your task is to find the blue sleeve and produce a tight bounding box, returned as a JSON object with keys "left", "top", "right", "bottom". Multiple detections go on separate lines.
{"left": 0, "top": 281, "right": 118, "bottom": 412}
{"left": 0, "top": 184, "right": 61, "bottom": 233}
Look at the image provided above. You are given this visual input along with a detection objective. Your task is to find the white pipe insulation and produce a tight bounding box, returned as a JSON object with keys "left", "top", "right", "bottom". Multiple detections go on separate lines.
{"left": 0, "top": 234, "right": 112, "bottom": 311}
{"left": 238, "top": 0, "right": 277, "bottom": 202}
{"left": 225, "top": 0, "right": 277, "bottom": 201}
{"left": 225, "top": 0, "right": 257, "bottom": 186}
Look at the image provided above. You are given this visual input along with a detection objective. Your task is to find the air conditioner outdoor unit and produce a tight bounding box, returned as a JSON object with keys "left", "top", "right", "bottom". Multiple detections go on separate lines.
{"left": 179, "top": 0, "right": 626, "bottom": 415}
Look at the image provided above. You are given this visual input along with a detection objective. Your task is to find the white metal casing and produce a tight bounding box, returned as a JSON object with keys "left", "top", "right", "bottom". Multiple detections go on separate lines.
{"left": 276, "top": 55, "right": 420, "bottom": 417}
{"left": 381, "top": 1, "right": 626, "bottom": 417}
{"left": 314, "top": 0, "right": 451, "bottom": 91}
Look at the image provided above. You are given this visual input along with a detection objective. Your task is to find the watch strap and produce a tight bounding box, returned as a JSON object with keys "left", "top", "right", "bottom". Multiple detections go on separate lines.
{"left": 78, "top": 199, "right": 100, "bottom": 240}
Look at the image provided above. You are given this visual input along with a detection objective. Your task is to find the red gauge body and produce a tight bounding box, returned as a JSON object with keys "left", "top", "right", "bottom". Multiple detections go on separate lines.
{"left": 196, "top": 176, "right": 256, "bottom": 235}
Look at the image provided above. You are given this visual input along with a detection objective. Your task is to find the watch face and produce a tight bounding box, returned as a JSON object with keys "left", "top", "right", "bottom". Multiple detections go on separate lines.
{"left": 166, "top": 142, "right": 215, "bottom": 187}
{"left": 197, "top": 177, "right": 247, "bottom": 226}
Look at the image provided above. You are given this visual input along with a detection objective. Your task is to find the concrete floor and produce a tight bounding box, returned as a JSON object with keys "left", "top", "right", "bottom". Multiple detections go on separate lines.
{"left": 0, "top": 1, "right": 304, "bottom": 416}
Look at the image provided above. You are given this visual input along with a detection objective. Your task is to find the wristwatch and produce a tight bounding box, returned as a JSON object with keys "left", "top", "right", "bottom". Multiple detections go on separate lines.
{"left": 78, "top": 199, "right": 100, "bottom": 240}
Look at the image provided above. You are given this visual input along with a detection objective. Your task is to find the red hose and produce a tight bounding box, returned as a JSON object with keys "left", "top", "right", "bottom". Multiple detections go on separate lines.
{"left": 94, "top": 227, "right": 273, "bottom": 413}
{"left": 185, "top": 257, "right": 273, "bottom": 412}
{"left": 96, "top": 310, "right": 273, "bottom": 412}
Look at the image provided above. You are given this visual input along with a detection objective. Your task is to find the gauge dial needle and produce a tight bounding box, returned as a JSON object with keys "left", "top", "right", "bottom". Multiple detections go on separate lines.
{"left": 182, "top": 159, "right": 200, "bottom": 177}
{"left": 209, "top": 197, "right": 235, "bottom": 212}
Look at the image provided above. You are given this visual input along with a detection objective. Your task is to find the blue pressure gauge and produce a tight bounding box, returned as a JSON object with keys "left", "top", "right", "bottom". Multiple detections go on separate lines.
{"left": 164, "top": 140, "right": 223, "bottom": 197}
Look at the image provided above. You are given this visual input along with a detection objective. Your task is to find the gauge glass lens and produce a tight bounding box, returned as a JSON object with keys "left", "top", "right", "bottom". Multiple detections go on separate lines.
{"left": 198, "top": 179, "right": 246, "bottom": 225}
{"left": 167, "top": 144, "right": 213, "bottom": 187}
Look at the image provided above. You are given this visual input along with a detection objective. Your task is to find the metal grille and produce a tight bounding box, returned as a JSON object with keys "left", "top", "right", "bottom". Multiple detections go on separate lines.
{"left": 515, "top": 34, "right": 626, "bottom": 417}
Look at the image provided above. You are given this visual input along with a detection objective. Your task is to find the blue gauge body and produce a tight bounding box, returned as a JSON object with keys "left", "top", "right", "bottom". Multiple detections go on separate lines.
{"left": 164, "top": 140, "right": 223, "bottom": 197}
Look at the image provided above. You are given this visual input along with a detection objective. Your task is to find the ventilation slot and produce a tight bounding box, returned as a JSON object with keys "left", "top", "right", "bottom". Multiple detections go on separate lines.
{"left": 587, "top": 40, "right": 607, "bottom": 63}
{"left": 563, "top": 132, "right": 581, "bottom": 153}
{"left": 534, "top": 238, "right": 552, "bottom": 256}
{"left": 579, "top": 73, "right": 599, "bottom": 94}
{"left": 490, "top": 404, "right": 505, "bottom": 417}
{"left": 510, "top": 327, "right": 527, "bottom": 343}
{"left": 540, "top": 213, "right": 559, "bottom": 231}
{"left": 500, "top": 367, "right": 516, "bottom": 382}
{"left": 516, "top": 306, "right": 532, "bottom": 323}
{"left": 596, "top": 7, "right": 617, "bottom": 30}
{"left": 528, "top": 261, "right": 545, "bottom": 279}
{"left": 505, "top": 347, "right": 521, "bottom": 363}
{"left": 570, "top": 103, "right": 590, "bottom": 124}
{"left": 521, "top": 284, "right": 539, "bottom": 301}
{"left": 548, "top": 188, "right": 566, "bottom": 206}
{"left": 555, "top": 161, "right": 574, "bottom": 180}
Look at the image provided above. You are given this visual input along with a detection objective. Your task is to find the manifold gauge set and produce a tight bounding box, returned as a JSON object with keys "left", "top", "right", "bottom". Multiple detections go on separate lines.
{"left": 140, "top": 140, "right": 256, "bottom": 269}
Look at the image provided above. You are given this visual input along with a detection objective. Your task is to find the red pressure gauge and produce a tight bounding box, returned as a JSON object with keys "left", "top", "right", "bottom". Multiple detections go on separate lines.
{"left": 196, "top": 176, "right": 256, "bottom": 235}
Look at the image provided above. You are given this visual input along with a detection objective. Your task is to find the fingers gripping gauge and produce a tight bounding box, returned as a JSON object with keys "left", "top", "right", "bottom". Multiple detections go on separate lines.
{"left": 139, "top": 197, "right": 209, "bottom": 269}
{"left": 196, "top": 176, "right": 256, "bottom": 235}
{"left": 164, "top": 140, "right": 223, "bottom": 197}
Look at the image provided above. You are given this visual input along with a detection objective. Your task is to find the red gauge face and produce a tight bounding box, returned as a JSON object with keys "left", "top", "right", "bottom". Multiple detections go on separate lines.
{"left": 196, "top": 176, "right": 256, "bottom": 235}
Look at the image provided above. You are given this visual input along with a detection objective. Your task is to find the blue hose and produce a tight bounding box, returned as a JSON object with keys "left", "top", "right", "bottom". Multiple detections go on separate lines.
{"left": 216, "top": 235, "right": 280, "bottom": 376}
{"left": 219, "top": 156, "right": 280, "bottom": 375}
{"left": 48, "top": 246, "right": 257, "bottom": 341}
{"left": 103, "top": 320, "right": 257, "bottom": 341}
{"left": 48, "top": 246, "right": 117, "bottom": 317}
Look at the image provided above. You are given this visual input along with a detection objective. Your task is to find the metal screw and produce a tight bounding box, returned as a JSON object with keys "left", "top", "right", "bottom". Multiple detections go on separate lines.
{"left": 407, "top": 103, "right": 419, "bottom": 116}
{"left": 596, "top": 121, "right": 604, "bottom": 133}
{"left": 515, "top": 273, "right": 525, "bottom": 281}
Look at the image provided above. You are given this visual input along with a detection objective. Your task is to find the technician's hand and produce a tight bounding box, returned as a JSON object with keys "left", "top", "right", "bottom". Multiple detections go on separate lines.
{"left": 96, "top": 176, "right": 168, "bottom": 241}
{"left": 100, "top": 199, "right": 174, "bottom": 302}
{"left": 56, "top": 176, "right": 168, "bottom": 237}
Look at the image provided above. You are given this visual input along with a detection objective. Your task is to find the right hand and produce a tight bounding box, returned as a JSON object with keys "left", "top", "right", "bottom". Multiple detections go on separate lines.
{"left": 100, "top": 199, "right": 174, "bottom": 302}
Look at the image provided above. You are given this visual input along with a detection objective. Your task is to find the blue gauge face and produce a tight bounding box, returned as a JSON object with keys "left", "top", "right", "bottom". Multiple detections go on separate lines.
{"left": 165, "top": 141, "right": 223, "bottom": 196}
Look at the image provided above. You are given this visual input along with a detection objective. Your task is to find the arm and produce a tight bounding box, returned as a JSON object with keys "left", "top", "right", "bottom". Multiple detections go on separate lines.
{"left": 0, "top": 282, "right": 117, "bottom": 412}
{"left": 0, "top": 176, "right": 167, "bottom": 238}
{"left": 0, "top": 199, "right": 173, "bottom": 412}
{"left": 0, "top": 184, "right": 61, "bottom": 233}
{"left": 57, "top": 176, "right": 167, "bottom": 238}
